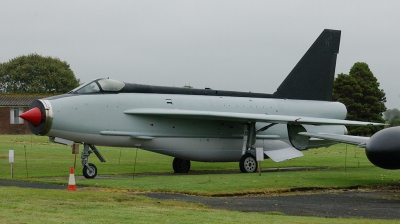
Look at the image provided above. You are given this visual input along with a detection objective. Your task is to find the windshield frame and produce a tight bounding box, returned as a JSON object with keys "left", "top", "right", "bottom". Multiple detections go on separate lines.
{"left": 71, "top": 78, "right": 125, "bottom": 94}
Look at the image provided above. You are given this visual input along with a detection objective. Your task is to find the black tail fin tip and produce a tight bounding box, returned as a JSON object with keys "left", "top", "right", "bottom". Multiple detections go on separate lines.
{"left": 273, "top": 29, "right": 341, "bottom": 101}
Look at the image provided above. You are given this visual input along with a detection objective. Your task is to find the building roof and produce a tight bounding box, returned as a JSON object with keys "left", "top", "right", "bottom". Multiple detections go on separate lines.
{"left": 0, "top": 94, "right": 53, "bottom": 107}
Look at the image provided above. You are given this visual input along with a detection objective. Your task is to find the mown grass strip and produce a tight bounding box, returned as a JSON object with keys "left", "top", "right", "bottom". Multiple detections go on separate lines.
{"left": 2, "top": 135, "right": 400, "bottom": 196}
{"left": 1, "top": 135, "right": 400, "bottom": 223}
{"left": 0, "top": 187, "right": 395, "bottom": 224}
{"left": 0, "top": 135, "right": 382, "bottom": 178}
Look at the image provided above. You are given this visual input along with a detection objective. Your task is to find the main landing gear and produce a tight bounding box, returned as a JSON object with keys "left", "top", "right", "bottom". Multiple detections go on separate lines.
{"left": 170, "top": 122, "right": 276, "bottom": 174}
{"left": 239, "top": 122, "right": 275, "bottom": 173}
{"left": 238, "top": 122, "right": 258, "bottom": 173}
{"left": 81, "top": 144, "right": 106, "bottom": 179}
{"left": 239, "top": 153, "right": 257, "bottom": 173}
{"left": 172, "top": 157, "right": 191, "bottom": 173}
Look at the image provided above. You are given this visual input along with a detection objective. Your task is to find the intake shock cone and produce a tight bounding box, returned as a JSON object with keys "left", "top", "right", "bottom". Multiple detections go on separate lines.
{"left": 19, "top": 107, "right": 43, "bottom": 127}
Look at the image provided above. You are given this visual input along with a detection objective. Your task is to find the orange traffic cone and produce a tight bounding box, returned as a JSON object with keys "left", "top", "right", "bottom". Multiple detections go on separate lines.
{"left": 67, "top": 166, "right": 77, "bottom": 191}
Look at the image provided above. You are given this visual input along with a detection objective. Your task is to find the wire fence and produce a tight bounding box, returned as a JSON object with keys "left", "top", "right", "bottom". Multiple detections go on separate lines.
{"left": 0, "top": 140, "right": 374, "bottom": 180}
{"left": 0, "top": 143, "right": 171, "bottom": 179}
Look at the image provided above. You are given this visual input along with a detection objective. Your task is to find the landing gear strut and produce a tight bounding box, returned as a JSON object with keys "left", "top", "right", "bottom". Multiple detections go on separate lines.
{"left": 239, "top": 122, "right": 257, "bottom": 173}
{"left": 172, "top": 157, "right": 191, "bottom": 173}
{"left": 81, "top": 144, "right": 106, "bottom": 179}
{"left": 239, "top": 122, "right": 275, "bottom": 173}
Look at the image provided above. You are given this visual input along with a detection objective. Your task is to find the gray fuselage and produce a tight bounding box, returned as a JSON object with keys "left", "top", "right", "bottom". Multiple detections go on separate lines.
{"left": 42, "top": 92, "right": 346, "bottom": 162}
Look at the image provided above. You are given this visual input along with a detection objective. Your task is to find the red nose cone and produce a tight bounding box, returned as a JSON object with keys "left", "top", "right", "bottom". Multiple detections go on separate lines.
{"left": 19, "top": 107, "right": 43, "bottom": 127}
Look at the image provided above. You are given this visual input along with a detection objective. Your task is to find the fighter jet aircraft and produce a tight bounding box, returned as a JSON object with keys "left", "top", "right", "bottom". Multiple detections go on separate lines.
{"left": 19, "top": 29, "right": 398, "bottom": 179}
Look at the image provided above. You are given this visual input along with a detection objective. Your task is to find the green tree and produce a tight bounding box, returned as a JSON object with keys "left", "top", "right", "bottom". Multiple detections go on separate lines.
{"left": 332, "top": 62, "right": 386, "bottom": 136}
{"left": 0, "top": 53, "right": 80, "bottom": 94}
{"left": 383, "top": 108, "right": 400, "bottom": 120}
{"left": 389, "top": 117, "right": 400, "bottom": 127}
{"left": 383, "top": 108, "right": 400, "bottom": 127}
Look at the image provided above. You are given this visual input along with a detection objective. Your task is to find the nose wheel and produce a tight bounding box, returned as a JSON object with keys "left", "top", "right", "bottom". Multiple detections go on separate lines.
{"left": 83, "top": 163, "right": 97, "bottom": 179}
{"left": 81, "top": 144, "right": 106, "bottom": 179}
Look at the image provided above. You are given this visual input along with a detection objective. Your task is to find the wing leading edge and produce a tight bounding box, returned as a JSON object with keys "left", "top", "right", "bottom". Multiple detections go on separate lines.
{"left": 124, "top": 108, "right": 384, "bottom": 126}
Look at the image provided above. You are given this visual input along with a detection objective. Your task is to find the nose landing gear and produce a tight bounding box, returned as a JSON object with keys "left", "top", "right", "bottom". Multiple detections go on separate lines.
{"left": 83, "top": 163, "right": 98, "bottom": 179}
{"left": 81, "top": 144, "right": 106, "bottom": 179}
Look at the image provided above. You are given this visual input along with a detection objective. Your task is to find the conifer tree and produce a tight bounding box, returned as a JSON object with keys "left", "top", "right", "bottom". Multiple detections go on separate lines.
{"left": 333, "top": 62, "right": 386, "bottom": 136}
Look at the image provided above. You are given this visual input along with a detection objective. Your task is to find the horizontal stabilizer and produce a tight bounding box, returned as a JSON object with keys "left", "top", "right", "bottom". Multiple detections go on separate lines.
{"left": 299, "top": 132, "right": 369, "bottom": 147}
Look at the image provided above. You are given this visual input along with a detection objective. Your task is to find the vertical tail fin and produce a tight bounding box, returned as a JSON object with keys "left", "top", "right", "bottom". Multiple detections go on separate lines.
{"left": 273, "top": 29, "right": 341, "bottom": 101}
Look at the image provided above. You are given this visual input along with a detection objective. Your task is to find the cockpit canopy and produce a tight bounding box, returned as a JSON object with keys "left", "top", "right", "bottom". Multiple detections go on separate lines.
{"left": 73, "top": 79, "right": 125, "bottom": 94}
{"left": 69, "top": 78, "right": 275, "bottom": 99}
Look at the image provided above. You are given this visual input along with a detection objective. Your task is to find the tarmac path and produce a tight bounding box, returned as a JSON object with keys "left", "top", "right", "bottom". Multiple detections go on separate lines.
{"left": 1, "top": 179, "right": 400, "bottom": 220}
{"left": 143, "top": 190, "right": 400, "bottom": 219}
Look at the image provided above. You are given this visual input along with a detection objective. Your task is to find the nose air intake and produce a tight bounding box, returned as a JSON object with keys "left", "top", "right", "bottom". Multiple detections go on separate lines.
{"left": 19, "top": 107, "right": 43, "bottom": 127}
{"left": 19, "top": 99, "right": 53, "bottom": 135}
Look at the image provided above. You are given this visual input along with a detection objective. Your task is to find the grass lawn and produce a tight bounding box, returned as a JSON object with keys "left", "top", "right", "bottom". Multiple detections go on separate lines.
{"left": 1, "top": 135, "right": 399, "bottom": 195}
{"left": 1, "top": 135, "right": 400, "bottom": 223}
{"left": 0, "top": 187, "right": 396, "bottom": 224}
{"left": 0, "top": 135, "right": 388, "bottom": 179}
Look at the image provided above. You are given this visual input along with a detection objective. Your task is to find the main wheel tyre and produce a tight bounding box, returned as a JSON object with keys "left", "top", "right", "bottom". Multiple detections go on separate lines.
{"left": 172, "top": 158, "right": 191, "bottom": 173}
{"left": 83, "top": 163, "right": 97, "bottom": 179}
{"left": 239, "top": 154, "right": 257, "bottom": 173}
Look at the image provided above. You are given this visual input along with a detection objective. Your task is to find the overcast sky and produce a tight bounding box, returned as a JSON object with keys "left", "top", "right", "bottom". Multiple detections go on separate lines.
{"left": 1, "top": 1, "right": 399, "bottom": 109}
